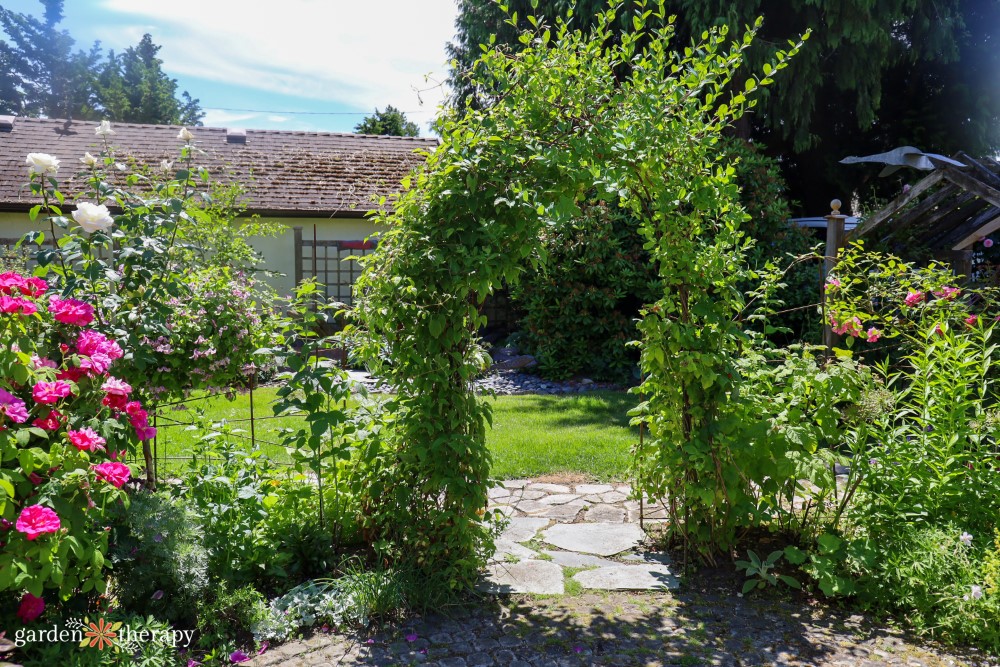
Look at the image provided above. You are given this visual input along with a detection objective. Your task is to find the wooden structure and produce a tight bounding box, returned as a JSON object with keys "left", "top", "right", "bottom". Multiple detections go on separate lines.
{"left": 847, "top": 153, "right": 1000, "bottom": 267}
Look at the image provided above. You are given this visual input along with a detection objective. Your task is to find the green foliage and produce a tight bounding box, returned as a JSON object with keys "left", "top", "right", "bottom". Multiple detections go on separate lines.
{"left": 511, "top": 201, "right": 659, "bottom": 380}
{"left": 0, "top": 2, "right": 202, "bottom": 124}
{"left": 108, "top": 491, "right": 209, "bottom": 625}
{"left": 93, "top": 34, "right": 203, "bottom": 126}
{"left": 271, "top": 282, "right": 359, "bottom": 544}
{"left": 735, "top": 549, "right": 799, "bottom": 593}
{"left": 195, "top": 583, "right": 268, "bottom": 651}
{"left": 722, "top": 138, "right": 819, "bottom": 343}
{"left": 170, "top": 430, "right": 290, "bottom": 586}
{"left": 252, "top": 566, "right": 407, "bottom": 642}
{"left": 354, "top": 0, "right": 806, "bottom": 583}
{"left": 353, "top": 105, "right": 420, "bottom": 137}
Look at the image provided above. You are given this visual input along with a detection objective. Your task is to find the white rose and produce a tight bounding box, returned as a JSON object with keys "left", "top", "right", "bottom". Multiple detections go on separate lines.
{"left": 160, "top": 160, "right": 173, "bottom": 172}
{"left": 95, "top": 120, "right": 115, "bottom": 137}
{"left": 71, "top": 202, "right": 115, "bottom": 234}
{"left": 26, "top": 153, "right": 60, "bottom": 175}
{"left": 80, "top": 152, "right": 98, "bottom": 168}
{"left": 177, "top": 127, "right": 194, "bottom": 142}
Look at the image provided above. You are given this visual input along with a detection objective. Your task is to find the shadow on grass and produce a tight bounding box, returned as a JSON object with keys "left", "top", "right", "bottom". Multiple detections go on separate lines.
{"left": 491, "top": 390, "right": 639, "bottom": 431}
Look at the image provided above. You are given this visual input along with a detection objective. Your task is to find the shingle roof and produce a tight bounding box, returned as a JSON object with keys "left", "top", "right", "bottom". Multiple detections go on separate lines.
{"left": 0, "top": 116, "right": 436, "bottom": 216}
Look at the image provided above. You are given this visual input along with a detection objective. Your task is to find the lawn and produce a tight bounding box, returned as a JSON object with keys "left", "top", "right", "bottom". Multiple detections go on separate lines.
{"left": 153, "top": 387, "right": 637, "bottom": 481}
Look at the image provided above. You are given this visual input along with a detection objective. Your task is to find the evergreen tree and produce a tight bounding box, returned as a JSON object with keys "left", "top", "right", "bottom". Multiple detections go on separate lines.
{"left": 447, "top": 0, "right": 1000, "bottom": 212}
{"left": 0, "top": 1, "right": 203, "bottom": 125}
{"left": 94, "top": 34, "right": 204, "bottom": 126}
{"left": 354, "top": 105, "right": 420, "bottom": 136}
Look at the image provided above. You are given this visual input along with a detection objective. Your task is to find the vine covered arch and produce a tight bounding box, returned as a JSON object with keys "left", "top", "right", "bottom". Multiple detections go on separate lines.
{"left": 352, "top": 1, "right": 804, "bottom": 587}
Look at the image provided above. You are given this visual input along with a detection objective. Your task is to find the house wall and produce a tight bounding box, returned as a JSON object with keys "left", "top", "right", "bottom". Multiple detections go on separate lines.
{"left": 0, "top": 211, "right": 382, "bottom": 299}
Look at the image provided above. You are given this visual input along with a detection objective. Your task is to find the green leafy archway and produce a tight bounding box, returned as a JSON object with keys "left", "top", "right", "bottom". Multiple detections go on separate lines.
{"left": 353, "top": 1, "right": 804, "bottom": 587}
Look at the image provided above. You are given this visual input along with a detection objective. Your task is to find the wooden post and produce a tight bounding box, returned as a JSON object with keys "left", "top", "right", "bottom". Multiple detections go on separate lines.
{"left": 293, "top": 226, "right": 303, "bottom": 287}
{"left": 822, "top": 199, "right": 847, "bottom": 353}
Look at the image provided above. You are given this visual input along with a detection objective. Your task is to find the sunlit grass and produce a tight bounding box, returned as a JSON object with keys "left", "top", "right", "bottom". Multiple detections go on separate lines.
{"left": 153, "top": 386, "right": 637, "bottom": 480}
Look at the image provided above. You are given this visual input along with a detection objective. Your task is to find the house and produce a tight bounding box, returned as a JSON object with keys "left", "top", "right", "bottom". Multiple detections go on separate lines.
{"left": 0, "top": 116, "right": 437, "bottom": 302}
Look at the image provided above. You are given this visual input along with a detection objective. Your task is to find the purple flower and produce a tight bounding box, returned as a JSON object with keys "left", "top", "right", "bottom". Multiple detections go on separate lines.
{"left": 405, "top": 633, "right": 418, "bottom": 642}
{"left": 258, "top": 642, "right": 269, "bottom": 656}
{"left": 230, "top": 650, "right": 250, "bottom": 663}
{"left": 573, "top": 645, "right": 584, "bottom": 653}
{"left": 961, "top": 532, "right": 973, "bottom": 547}
{"left": 365, "top": 638, "right": 375, "bottom": 645}
{"left": 151, "top": 590, "right": 164, "bottom": 600}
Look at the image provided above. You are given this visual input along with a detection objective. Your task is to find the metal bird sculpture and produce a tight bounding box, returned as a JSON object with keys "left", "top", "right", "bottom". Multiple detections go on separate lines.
{"left": 840, "top": 146, "right": 966, "bottom": 177}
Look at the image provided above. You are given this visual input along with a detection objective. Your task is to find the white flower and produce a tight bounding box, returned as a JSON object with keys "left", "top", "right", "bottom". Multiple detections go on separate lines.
{"left": 71, "top": 202, "right": 114, "bottom": 234}
{"left": 160, "top": 160, "right": 173, "bottom": 172}
{"left": 968, "top": 585, "right": 983, "bottom": 600}
{"left": 95, "top": 120, "right": 115, "bottom": 137}
{"left": 177, "top": 127, "right": 195, "bottom": 142}
{"left": 114, "top": 162, "right": 127, "bottom": 172}
{"left": 960, "top": 532, "right": 973, "bottom": 547}
{"left": 26, "top": 153, "right": 59, "bottom": 175}
{"left": 80, "top": 152, "right": 98, "bottom": 168}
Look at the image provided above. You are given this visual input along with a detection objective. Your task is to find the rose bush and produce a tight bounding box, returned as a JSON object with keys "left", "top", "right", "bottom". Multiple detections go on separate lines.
{"left": 0, "top": 273, "right": 149, "bottom": 615}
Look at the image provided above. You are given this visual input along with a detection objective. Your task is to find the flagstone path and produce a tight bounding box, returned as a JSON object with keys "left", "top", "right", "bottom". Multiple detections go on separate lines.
{"left": 246, "top": 479, "right": 999, "bottom": 667}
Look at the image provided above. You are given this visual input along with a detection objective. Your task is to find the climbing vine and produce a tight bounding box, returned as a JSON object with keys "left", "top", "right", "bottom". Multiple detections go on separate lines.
{"left": 352, "top": 0, "right": 805, "bottom": 587}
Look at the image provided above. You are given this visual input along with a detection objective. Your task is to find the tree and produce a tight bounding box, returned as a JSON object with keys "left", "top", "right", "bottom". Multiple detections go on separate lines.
{"left": 353, "top": 105, "right": 419, "bottom": 136}
{"left": 0, "top": 0, "right": 101, "bottom": 119}
{"left": 448, "top": 0, "right": 1000, "bottom": 212}
{"left": 94, "top": 34, "right": 204, "bottom": 126}
{"left": 0, "top": 1, "right": 203, "bottom": 125}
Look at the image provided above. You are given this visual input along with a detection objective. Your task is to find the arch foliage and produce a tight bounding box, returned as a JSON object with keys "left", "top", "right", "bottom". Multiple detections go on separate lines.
{"left": 353, "top": 0, "right": 804, "bottom": 588}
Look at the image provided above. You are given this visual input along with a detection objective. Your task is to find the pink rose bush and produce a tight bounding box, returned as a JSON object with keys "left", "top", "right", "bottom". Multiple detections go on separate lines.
{"left": 825, "top": 244, "right": 999, "bottom": 346}
{"left": 0, "top": 275, "right": 150, "bottom": 604}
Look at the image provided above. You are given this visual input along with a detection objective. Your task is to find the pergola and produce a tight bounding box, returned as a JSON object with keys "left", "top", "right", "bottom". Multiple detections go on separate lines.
{"left": 846, "top": 153, "right": 1000, "bottom": 272}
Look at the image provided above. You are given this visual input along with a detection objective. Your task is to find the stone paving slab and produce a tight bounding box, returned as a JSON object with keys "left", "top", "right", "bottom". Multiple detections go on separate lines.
{"left": 583, "top": 504, "right": 625, "bottom": 523}
{"left": 572, "top": 564, "right": 679, "bottom": 591}
{"left": 542, "top": 523, "right": 646, "bottom": 556}
{"left": 500, "top": 517, "right": 551, "bottom": 543}
{"left": 490, "top": 539, "right": 538, "bottom": 564}
{"left": 574, "top": 483, "right": 614, "bottom": 494}
{"left": 477, "top": 560, "right": 565, "bottom": 595}
{"left": 540, "top": 550, "right": 619, "bottom": 569}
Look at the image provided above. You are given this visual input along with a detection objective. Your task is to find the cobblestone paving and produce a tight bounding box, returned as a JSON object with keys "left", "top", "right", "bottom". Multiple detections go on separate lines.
{"left": 246, "top": 479, "right": 1000, "bottom": 667}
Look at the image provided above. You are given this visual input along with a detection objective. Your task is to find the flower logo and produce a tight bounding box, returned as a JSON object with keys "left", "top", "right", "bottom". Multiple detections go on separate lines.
{"left": 81, "top": 617, "right": 120, "bottom": 650}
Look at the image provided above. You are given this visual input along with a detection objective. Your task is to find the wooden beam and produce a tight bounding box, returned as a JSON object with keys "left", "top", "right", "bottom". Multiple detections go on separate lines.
{"left": 849, "top": 170, "right": 944, "bottom": 239}
{"left": 920, "top": 198, "right": 990, "bottom": 248}
{"left": 940, "top": 166, "right": 1000, "bottom": 210}
{"left": 823, "top": 207, "right": 846, "bottom": 354}
{"left": 956, "top": 152, "right": 1000, "bottom": 190}
{"left": 947, "top": 211, "right": 1000, "bottom": 250}
{"left": 871, "top": 183, "right": 962, "bottom": 244}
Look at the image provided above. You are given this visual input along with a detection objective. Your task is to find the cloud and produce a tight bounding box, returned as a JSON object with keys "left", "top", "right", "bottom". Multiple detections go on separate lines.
{"left": 199, "top": 108, "right": 258, "bottom": 127}
{"left": 95, "top": 0, "right": 458, "bottom": 113}
{"left": 267, "top": 115, "right": 290, "bottom": 123}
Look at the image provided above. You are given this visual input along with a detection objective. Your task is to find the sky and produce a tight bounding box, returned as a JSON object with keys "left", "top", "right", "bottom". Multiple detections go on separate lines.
{"left": 3, "top": 0, "right": 461, "bottom": 134}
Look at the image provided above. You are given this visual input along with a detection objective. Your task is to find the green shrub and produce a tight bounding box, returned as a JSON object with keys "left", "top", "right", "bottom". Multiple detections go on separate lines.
{"left": 512, "top": 201, "right": 658, "bottom": 380}
{"left": 108, "top": 491, "right": 209, "bottom": 625}
{"left": 195, "top": 583, "right": 268, "bottom": 651}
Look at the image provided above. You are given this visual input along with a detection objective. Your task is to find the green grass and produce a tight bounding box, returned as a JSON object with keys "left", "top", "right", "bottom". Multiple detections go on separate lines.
{"left": 153, "top": 387, "right": 637, "bottom": 481}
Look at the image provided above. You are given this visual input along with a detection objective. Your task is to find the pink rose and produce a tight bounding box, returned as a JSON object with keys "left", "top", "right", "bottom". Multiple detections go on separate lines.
{"left": 0, "top": 388, "right": 29, "bottom": 424}
{"left": 0, "top": 295, "right": 37, "bottom": 315}
{"left": 92, "top": 462, "right": 131, "bottom": 488}
{"left": 866, "top": 327, "right": 881, "bottom": 343}
{"left": 22, "top": 276, "right": 47, "bottom": 297}
{"left": 76, "top": 330, "right": 123, "bottom": 360}
{"left": 48, "top": 296, "right": 94, "bottom": 326}
{"left": 15, "top": 505, "right": 61, "bottom": 540}
{"left": 32, "top": 380, "right": 73, "bottom": 405}
{"left": 67, "top": 427, "right": 106, "bottom": 453}
{"left": 16, "top": 592, "right": 45, "bottom": 623}
{"left": 904, "top": 291, "right": 924, "bottom": 307}
{"left": 966, "top": 314, "right": 978, "bottom": 328}
{"left": 0, "top": 272, "right": 27, "bottom": 295}
{"left": 32, "top": 409, "right": 63, "bottom": 431}
{"left": 101, "top": 377, "right": 132, "bottom": 396}
{"left": 934, "top": 286, "right": 960, "bottom": 300}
